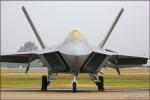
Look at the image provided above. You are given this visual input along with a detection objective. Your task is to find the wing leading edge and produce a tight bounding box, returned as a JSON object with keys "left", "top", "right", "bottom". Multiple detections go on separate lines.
{"left": 108, "top": 55, "right": 148, "bottom": 68}
{"left": 0, "top": 52, "right": 39, "bottom": 63}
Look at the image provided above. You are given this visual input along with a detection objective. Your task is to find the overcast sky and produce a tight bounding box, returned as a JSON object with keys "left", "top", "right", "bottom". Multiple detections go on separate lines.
{"left": 1, "top": 1, "right": 149, "bottom": 58}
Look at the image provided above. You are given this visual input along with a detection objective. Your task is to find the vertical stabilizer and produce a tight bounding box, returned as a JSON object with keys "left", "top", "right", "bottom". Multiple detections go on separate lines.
{"left": 22, "top": 6, "right": 46, "bottom": 49}
{"left": 98, "top": 8, "right": 124, "bottom": 48}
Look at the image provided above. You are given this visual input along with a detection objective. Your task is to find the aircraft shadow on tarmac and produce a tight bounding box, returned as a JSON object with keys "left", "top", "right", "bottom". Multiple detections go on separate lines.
{"left": 2, "top": 88, "right": 149, "bottom": 93}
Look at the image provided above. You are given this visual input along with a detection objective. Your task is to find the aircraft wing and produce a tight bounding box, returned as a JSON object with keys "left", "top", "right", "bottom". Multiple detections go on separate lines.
{"left": 95, "top": 48, "right": 148, "bottom": 68}
{"left": 0, "top": 45, "right": 59, "bottom": 64}
{"left": 81, "top": 48, "right": 148, "bottom": 73}
{"left": 0, "top": 52, "right": 39, "bottom": 63}
{"left": 108, "top": 54, "right": 148, "bottom": 68}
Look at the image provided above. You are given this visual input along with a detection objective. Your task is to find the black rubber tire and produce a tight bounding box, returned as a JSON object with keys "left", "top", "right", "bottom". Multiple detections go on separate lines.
{"left": 72, "top": 82, "right": 77, "bottom": 93}
{"left": 41, "top": 76, "right": 47, "bottom": 91}
{"left": 96, "top": 76, "right": 104, "bottom": 91}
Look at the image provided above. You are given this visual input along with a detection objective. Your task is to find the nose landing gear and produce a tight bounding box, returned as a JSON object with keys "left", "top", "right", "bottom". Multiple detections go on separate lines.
{"left": 72, "top": 74, "right": 77, "bottom": 93}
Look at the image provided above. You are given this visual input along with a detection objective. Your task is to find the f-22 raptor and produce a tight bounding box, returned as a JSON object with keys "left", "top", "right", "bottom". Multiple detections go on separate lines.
{"left": 0, "top": 6, "right": 148, "bottom": 93}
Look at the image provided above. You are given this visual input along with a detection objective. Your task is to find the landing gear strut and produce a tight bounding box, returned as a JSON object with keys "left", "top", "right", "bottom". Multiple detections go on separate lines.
{"left": 72, "top": 74, "right": 77, "bottom": 93}
{"left": 41, "top": 76, "right": 48, "bottom": 91}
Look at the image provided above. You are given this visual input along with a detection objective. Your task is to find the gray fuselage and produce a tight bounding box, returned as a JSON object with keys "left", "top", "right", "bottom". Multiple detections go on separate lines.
{"left": 58, "top": 38, "right": 92, "bottom": 73}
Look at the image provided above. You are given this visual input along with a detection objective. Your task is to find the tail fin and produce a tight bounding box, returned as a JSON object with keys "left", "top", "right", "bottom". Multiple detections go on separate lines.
{"left": 98, "top": 8, "right": 124, "bottom": 48}
{"left": 22, "top": 6, "right": 46, "bottom": 49}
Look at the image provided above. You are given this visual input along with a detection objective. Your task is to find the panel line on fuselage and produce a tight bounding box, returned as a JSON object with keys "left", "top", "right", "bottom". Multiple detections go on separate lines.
{"left": 56, "top": 51, "right": 70, "bottom": 72}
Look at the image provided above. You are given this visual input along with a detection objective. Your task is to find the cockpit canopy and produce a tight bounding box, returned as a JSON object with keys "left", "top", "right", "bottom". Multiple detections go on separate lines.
{"left": 68, "top": 28, "right": 84, "bottom": 40}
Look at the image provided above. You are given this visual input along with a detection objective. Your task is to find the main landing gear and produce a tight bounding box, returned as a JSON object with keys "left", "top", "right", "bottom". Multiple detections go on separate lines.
{"left": 89, "top": 74, "right": 104, "bottom": 92}
{"left": 41, "top": 76, "right": 48, "bottom": 91}
{"left": 96, "top": 76, "right": 104, "bottom": 91}
{"left": 41, "top": 73, "right": 55, "bottom": 91}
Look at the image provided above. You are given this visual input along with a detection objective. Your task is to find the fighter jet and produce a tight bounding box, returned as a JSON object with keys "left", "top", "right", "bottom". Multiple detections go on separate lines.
{"left": 0, "top": 6, "right": 148, "bottom": 93}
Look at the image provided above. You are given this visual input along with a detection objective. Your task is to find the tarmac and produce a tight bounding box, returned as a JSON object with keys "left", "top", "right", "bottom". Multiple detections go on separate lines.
{"left": 1, "top": 87, "right": 149, "bottom": 99}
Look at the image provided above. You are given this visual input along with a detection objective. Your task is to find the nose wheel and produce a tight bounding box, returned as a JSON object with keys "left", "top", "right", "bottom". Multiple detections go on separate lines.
{"left": 72, "top": 82, "right": 77, "bottom": 93}
{"left": 72, "top": 74, "right": 77, "bottom": 93}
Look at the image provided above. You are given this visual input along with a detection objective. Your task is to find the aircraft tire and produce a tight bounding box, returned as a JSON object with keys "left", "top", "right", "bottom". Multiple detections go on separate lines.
{"left": 72, "top": 82, "right": 77, "bottom": 93}
{"left": 96, "top": 76, "right": 104, "bottom": 91}
{"left": 41, "top": 76, "right": 47, "bottom": 91}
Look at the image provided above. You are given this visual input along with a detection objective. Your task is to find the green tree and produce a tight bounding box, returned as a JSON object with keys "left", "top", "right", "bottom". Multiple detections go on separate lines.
{"left": 7, "top": 41, "right": 39, "bottom": 68}
{"left": 17, "top": 41, "right": 38, "bottom": 52}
